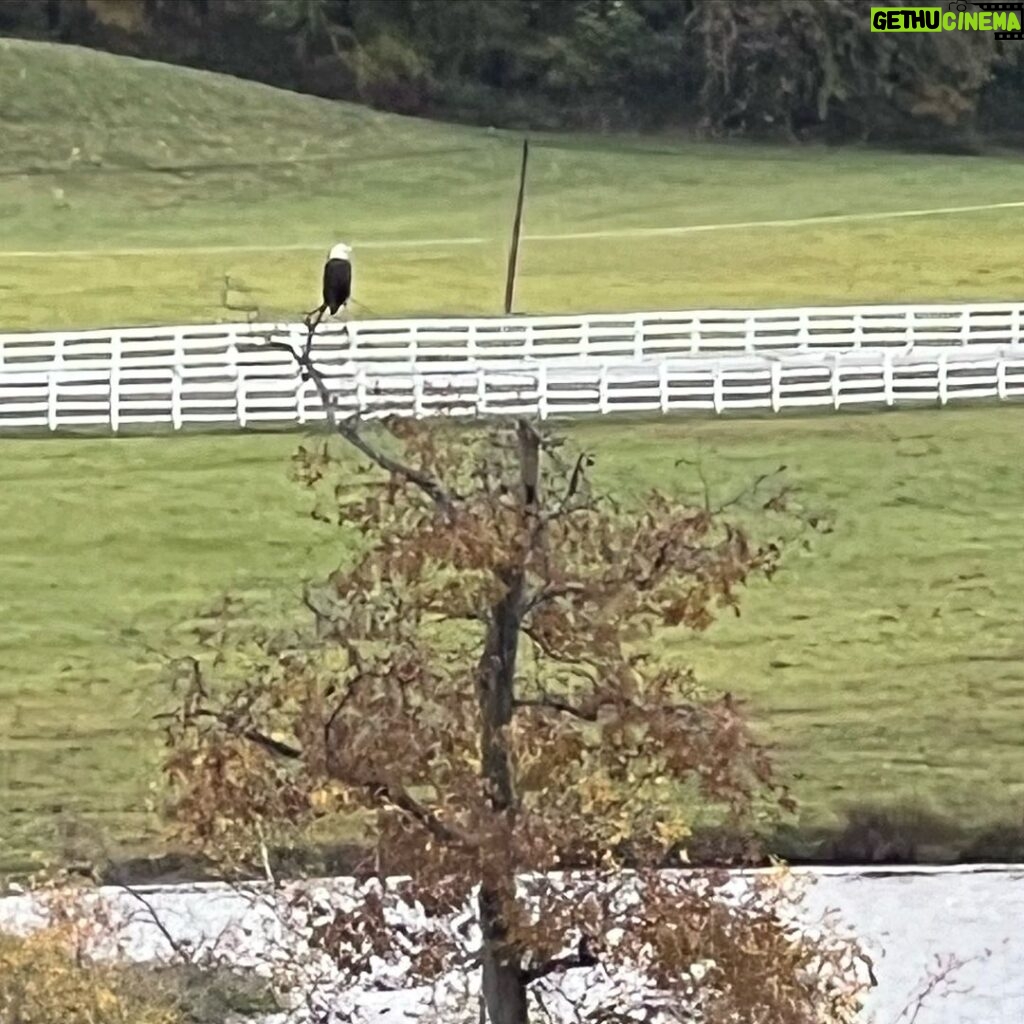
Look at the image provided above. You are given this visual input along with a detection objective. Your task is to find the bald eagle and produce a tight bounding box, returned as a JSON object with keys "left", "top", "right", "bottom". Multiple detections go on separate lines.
{"left": 322, "top": 242, "right": 352, "bottom": 316}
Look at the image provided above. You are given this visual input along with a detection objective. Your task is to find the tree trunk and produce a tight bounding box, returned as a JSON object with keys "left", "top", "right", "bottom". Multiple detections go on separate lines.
{"left": 477, "top": 574, "right": 528, "bottom": 1023}
{"left": 475, "top": 420, "right": 541, "bottom": 1024}
{"left": 479, "top": 883, "right": 529, "bottom": 1024}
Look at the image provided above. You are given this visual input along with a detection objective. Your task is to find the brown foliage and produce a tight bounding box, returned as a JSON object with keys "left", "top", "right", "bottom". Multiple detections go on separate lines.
{"left": 159, "top": 316, "right": 868, "bottom": 1021}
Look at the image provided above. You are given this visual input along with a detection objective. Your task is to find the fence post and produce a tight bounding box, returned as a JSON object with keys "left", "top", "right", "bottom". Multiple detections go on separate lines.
{"left": 229, "top": 334, "right": 245, "bottom": 427}
{"left": 831, "top": 355, "right": 842, "bottom": 410}
{"left": 47, "top": 372, "right": 58, "bottom": 431}
{"left": 413, "top": 373, "right": 425, "bottom": 419}
{"left": 883, "top": 351, "right": 894, "bottom": 406}
{"left": 173, "top": 329, "right": 184, "bottom": 382}
{"left": 109, "top": 332, "right": 121, "bottom": 432}
{"left": 170, "top": 369, "right": 182, "bottom": 429}
{"left": 633, "top": 317, "right": 644, "bottom": 360}
{"left": 356, "top": 367, "right": 368, "bottom": 414}
{"left": 770, "top": 360, "right": 781, "bottom": 413}
{"left": 997, "top": 357, "right": 1008, "bottom": 400}
{"left": 937, "top": 352, "right": 948, "bottom": 406}
{"left": 598, "top": 363, "right": 609, "bottom": 415}
{"left": 712, "top": 365, "right": 724, "bottom": 414}
{"left": 236, "top": 371, "right": 247, "bottom": 428}
{"left": 659, "top": 360, "right": 669, "bottom": 415}
{"left": 536, "top": 364, "right": 548, "bottom": 420}
{"left": 476, "top": 367, "right": 486, "bottom": 414}
{"left": 288, "top": 327, "right": 306, "bottom": 425}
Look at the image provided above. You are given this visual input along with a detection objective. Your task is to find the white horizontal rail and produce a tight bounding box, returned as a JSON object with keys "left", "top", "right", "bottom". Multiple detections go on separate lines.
{"left": 1, "top": 301, "right": 1022, "bottom": 376}
{"left": 2, "top": 346, "right": 1023, "bottom": 433}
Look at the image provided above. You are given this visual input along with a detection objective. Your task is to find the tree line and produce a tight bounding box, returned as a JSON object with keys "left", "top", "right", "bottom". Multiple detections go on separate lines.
{"left": 6, "top": 0, "right": 1024, "bottom": 149}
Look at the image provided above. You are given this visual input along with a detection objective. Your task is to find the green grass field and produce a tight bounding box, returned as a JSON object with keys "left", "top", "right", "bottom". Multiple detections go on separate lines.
{"left": 3, "top": 409, "right": 1024, "bottom": 869}
{"left": 2, "top": 40, "right": 1024, "bottom": 870}
{"left": 4, "top": 37, "right": 1024, "bottom": 331}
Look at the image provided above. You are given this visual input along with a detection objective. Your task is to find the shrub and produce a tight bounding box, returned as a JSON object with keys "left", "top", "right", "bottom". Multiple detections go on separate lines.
{"left": 0, "top": 925, "right": 181, "bottom": 1024}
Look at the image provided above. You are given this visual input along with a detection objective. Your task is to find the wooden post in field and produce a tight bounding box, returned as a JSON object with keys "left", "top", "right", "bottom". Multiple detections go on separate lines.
{"left": 503, "top": 138, "right": 530, "bottom": 315}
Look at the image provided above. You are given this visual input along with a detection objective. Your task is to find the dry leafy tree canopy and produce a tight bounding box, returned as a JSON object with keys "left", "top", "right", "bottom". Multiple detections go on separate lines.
{"left": 161, "top": 318, "right": 868, "bottom": 1022}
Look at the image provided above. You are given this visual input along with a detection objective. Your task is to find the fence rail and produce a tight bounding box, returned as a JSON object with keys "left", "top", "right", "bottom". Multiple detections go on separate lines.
{"left": 2, "top": 300, "right": 1024, "bottom": 376}
{"left": 3, "top": 346, "right": 1024, "bottom": 432}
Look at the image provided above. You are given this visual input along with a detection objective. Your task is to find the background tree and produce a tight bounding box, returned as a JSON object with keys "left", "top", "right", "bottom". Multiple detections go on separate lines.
{"left": 264, "top": 0, "right": 352, "bottom": 67}
{"left": 159, "top": 318, "right": 868, "bottom": 1023}
{"left": 688, "top": 0, "right": 995, "bottom": 145}
{"left": 3, "top": 0, "right": 1015, "bottom": 146}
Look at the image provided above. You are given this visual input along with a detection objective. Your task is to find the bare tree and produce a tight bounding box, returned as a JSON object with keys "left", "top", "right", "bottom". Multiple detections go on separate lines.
{"left": 160, "top": 313, "right": 869, "bottom": 1022}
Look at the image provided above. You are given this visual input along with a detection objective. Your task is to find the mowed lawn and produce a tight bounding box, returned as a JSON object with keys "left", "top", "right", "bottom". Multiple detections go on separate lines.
{"left": 4, "top": 38, "right": 1024, "bottom": 330}
{"left": 2, "top": 408, "right": 1024, "bottom": 868}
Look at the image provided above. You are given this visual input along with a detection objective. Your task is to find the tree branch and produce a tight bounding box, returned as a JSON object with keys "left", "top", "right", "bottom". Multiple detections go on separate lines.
{"left": 239, "top": 727, "right": 304, "bottom": 760}
{"left": 265, "top": 314, "right": 457, "bottom": 519}
{"left": 223, "top": 714, "right": 480, "bottom": 850}
{"left": 117, "top": 883, "right": 195, "bottom": 963}
{"left": 674, "top": 454, "right": 788, "bottom": 516}
{"left": 513, "top": 696, "right": 603, "bottom": 722}
{"left": 168, "top": 706, "right": 478, "bottom": 851}
{"left": 523, "top": 937, "right": 600, "bottom": 984}
{"left": 714, "top": 466, "right": 788, "bottom": 515}
{"left": 521, "top": 624, "right": 587, "bottom": 666}
{"left": 552, "top": 451, "right": 594, "bottom": 518}
{"left": 515, "top": 690, "right": 706, "bottom": 727}
{"left": 155, "top": 706, "right": 307, "bottom": 760}
{"left": 518, "top": 417, "right": 541, "bottom": 511}
{"left": 366, "top": 780, "right": 479, "bottom": 850}
{"left": 524, "top": 581, "right": 588, "bottom": 613}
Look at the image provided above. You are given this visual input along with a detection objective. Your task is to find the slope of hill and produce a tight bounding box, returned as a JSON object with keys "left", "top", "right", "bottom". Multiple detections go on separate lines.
{"left": 3, "top": 38, "right": 1024, "bottom": 330}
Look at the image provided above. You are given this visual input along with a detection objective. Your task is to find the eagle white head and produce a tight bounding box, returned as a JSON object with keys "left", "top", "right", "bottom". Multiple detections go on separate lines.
{"left": 328, "top": 242, "right": 352, "bottom": 261}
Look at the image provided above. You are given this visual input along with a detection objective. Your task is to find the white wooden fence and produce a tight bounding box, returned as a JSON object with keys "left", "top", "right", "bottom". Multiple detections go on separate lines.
{"left": 3, "top": 345, "right": 1024, "bottom": 432}
{"left": 2, "top": 302, "right": 1023, "bottom": 432}
{"left": 2, "top": 301, "right": 1024, "bottom": 377}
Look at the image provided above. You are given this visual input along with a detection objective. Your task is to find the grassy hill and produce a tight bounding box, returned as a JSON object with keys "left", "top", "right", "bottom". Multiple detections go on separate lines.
{"left": 3, "top": 38, "right": 1024, "bottom": 331}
